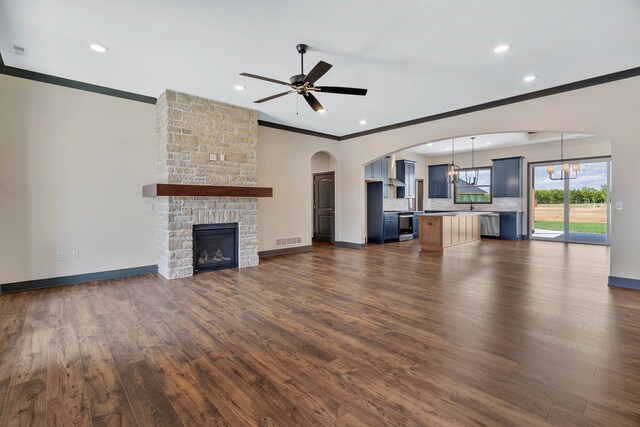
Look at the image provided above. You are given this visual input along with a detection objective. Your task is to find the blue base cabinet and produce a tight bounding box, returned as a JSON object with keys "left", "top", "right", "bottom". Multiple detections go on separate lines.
{"left": 499, "top": 212, "right": 523, "bottom": 240}
{"left": 413, "top": 213, "right": 420, "bottom": 239}
{"left": 383, "top": 213, "right": 399, "bottom": 243}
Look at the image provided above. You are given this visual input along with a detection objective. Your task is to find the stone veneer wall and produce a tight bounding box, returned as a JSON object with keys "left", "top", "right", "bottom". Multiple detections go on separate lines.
{"left": 156, "top": 90, "right": 259, "bottom": 279}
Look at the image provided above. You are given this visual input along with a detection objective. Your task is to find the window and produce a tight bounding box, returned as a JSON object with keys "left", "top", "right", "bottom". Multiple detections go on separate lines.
{"left": 454, "top": 167, "right": 492, "bottom": 204}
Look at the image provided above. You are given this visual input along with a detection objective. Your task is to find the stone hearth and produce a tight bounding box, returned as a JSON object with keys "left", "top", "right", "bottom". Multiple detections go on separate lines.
{"left": 156, "top": 90, "right": 259, "bottom": 279}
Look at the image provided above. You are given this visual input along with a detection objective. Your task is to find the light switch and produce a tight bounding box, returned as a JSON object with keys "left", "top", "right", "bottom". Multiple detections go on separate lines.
{"left": 220, "top": 154, "right": 225, "bottom": 161}
{"left": 209, "top": 153, "right": 217, "bottom": 161}
{"left": 615, "top": 202, "right": 623, "bottom": 211}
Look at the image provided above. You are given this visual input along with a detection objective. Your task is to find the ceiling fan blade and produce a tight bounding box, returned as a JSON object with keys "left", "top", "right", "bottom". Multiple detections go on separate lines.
{"left": 304, "top": 61, "right": 333, "bottom": 85}
{"left": 304, "top": 93, "right": 325, "bottom": 112}
{"left": 253, "top": 91, "right": 294, "bottom": 103}
{"left": 239, "top": 72, "right": 290, "bottom": 86}
{"left": 315, "top": 86, "right": 368, "bottom": 96}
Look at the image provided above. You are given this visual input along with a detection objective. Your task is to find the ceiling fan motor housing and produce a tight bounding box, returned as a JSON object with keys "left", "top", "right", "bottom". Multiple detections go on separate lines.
{"left": 290, "top": 74, "right": 306, "bottom": 89}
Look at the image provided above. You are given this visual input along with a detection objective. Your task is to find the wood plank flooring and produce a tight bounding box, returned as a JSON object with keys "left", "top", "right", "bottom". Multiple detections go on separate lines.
{"left": 1, "top": 239, "right": 640, "bottom": 426}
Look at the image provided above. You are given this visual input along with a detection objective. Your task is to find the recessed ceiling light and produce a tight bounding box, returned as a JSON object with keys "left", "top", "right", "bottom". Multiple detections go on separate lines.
{"left": 359, "top": 120, "right": 367, "bottom": 125}
{"left": 494, "top": 44, "right": 510, "bottom": 53}
{"left": 486, "top": 141, "right": 492, "bottom": 145}
{"left": 523, "top": 75, "right": 537, "bottom": 82}
{"left": 445, "top": 147, "right": 451, "bottom": 151}
{"left": 90, "top": 44, "right": 108, "bottom": 53}
{"left": 234, "top": 84, "right": 246, "bottom": 91}
{"left": 427, "top": 143, "right": 433, "bottom": 146}
{"left": 318, "top": 109, "right": 326, "bottom": 114}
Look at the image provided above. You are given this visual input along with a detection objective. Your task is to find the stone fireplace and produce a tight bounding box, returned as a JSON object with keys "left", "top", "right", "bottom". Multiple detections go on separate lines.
{"left": 155, "top": 90, "right": 260, "bottom": 279}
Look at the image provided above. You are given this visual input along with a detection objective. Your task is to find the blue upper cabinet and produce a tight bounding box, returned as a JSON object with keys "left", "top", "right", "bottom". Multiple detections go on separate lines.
{"left": 428, "top": 164, "right": 451, "bottom": 199}
{"left": 396, "top": 160, "right": 416, "bottom": 198}
{"left": 382, "top": 157, "right": 389, "bottom": 198}
{"left": 492, "top": 157, "right": 523, "bottom": 197}
{"left": 365, "top": 157, "right": 390, "bottom": 198}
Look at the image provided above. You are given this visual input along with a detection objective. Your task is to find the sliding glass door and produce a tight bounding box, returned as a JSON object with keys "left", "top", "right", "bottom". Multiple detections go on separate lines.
{"left": 530, "top": 157, "right": 610, "bottom": 244}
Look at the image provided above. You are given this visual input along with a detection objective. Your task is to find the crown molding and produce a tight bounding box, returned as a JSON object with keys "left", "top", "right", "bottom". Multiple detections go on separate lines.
{"left": 257, "top": 120, "right": 340, "bottom": 140}
{"left": 0, "top": 51, "right": 156, "bottom": 104}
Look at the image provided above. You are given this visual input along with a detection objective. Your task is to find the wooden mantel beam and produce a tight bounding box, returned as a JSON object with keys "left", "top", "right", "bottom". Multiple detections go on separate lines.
{"left": 142, "top": 184, "right": 273, "bottom": 198}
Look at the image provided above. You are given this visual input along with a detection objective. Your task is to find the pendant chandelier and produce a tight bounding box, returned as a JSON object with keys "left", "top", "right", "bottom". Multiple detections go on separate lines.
{"left": 547, "top": 133, "right": 580, "bottom": 180}
{"left": 463, "top": 137, "right": 480, "bottom": 186}
{"left": 447, "top": 138, "right": 461, "bottom": 184}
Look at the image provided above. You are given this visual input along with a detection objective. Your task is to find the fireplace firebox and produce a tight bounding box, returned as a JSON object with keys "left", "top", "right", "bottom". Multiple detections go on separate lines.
{"left": 193, "top": 223, "right": 239, "bottom": 273}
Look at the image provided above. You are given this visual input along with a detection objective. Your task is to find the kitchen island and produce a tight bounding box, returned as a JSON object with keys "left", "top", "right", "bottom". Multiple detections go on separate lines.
{"left": 418, "top": 212, "right": 483, "bottom": 252}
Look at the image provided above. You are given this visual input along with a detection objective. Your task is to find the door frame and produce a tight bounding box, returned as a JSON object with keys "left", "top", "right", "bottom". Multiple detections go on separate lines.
{"left": 313, "top": 171, "right": 335, "bottom": 244}
{"left": 416, "top": 179, "right": 424, "bottom": 211}
{"left": 527, "top": 155, "right": 611, "bottom": 245}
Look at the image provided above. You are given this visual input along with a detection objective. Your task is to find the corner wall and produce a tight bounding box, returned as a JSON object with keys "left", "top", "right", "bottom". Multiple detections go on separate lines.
{"left": 257, "top": 127, "right": 339, "bottom": 252}
{"left": 0, "top": 74, "right": 157, "bottom": 284}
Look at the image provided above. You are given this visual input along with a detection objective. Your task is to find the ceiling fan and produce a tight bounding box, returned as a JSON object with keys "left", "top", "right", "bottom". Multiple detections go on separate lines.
{"left": 240, "top": 44, "right": 368, "bottom": 112}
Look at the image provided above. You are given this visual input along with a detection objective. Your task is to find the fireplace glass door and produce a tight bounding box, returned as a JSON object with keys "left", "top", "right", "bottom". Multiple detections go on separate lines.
{"left": 193, "top": 223, "right": 239, "bottom": 272}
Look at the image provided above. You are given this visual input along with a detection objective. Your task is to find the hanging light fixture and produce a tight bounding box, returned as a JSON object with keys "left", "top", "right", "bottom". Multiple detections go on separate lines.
{"left": 447, "top": 138, "right": 461, "bottom": 185}
{"left": 463, "top": 137, "right": 480, "bottom": 186}
{"left": 548, "top": 133, "right": 580, "bottom": 180}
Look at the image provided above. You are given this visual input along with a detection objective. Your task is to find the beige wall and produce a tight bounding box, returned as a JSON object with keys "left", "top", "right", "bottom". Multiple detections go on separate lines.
{"left": 0, "top": 74, "right": 157, "bottom": 284}
{"left": 257, "top": 127, "right": 339, "bottom": 251}
{"left": 311, "top": 151, "right": 335, "bottom": 174}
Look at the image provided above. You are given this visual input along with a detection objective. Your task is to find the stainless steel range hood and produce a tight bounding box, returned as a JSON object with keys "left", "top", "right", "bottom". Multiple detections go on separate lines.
{"left": 388, "top": 154, "right": 405, "bottom": 187}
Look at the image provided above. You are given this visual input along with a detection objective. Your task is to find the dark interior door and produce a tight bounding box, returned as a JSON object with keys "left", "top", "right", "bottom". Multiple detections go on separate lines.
{"left": 314, "top": 172, "right": 335, "bottom": 243}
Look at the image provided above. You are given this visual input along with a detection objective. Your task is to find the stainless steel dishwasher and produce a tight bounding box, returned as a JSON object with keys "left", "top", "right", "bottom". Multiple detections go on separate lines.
{"left": 481, "top": 213, "right": 500, "bottom": 237}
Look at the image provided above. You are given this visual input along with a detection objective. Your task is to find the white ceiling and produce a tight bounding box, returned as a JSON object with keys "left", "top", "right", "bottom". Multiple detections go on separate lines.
{"left": 406, "top": 132, "right": 590, "bottom": 156}
{"left": 1, "top": 0, "right": 639, "bottom": 136}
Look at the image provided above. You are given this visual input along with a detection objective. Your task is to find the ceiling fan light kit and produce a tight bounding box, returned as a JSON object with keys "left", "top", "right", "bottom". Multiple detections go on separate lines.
{"left": 240, "top": 43, "right": 368, "bottom": 113}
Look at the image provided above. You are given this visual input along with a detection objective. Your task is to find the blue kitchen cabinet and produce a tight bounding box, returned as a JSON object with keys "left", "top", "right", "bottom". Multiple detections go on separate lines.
{"left": 492, "top": 157, "right": 523, "bottom": 197}
{"left": 499, "top": 211, "right": 523, "bottom": 240}
{"left": 428, "top": 164, "right": 451, "bottom": 199}
{"left": 365, "top": 157, "right": 390, "bottom": 198}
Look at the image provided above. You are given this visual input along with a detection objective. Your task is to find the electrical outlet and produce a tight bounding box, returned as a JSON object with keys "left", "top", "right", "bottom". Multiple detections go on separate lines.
{"left": 144, "top": 204, "right": 154, "bottom": 211}
{"left": 209, "top": 153, "right": 217, "bottom": 161}
{"left": 57, "top": 251, "right": 64, "bottom": 261}
{"left": 615, "top": 202, "right": 623, "bottom": 211}
{"left": 72, "top": 250, "right": 80, "bottom": 260}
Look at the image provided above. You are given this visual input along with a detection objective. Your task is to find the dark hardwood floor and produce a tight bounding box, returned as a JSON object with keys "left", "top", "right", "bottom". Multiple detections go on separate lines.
{"left": 1, "top": 239, "right": 639, "bottom": 426}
